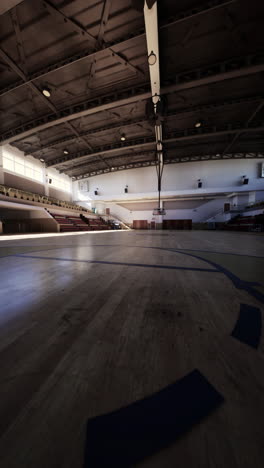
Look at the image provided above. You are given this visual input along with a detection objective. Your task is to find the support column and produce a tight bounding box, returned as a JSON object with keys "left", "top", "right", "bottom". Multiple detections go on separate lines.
{"left": 44, "top": 169, "right": 49, "bottom": 196}
{"left": 156, "top": 200, "right": 163, "bottom": 229}
{"left": 95, "top": 202, "right": 105, "bottom": 216}
{"left": 0, "top": 146, "right": 4, "bottom": 185}
{"left": 0, "top": 147, "right": 4, "bottom": 234}
{"left": 248, "top": 191, "right": 256, "bottom": 205}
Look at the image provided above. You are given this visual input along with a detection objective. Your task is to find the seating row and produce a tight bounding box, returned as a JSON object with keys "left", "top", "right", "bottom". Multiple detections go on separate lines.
{"left": 82, "top": 216, "right": 111, "bottom": 231}
{"left": 225, "top": 214, "right": 264, "bottom": 231}
{"left": 0, "top": 183, "right": 90, "bottom": 213}
{"left": 50, "top": 213, "right": 111, "bottom": 232}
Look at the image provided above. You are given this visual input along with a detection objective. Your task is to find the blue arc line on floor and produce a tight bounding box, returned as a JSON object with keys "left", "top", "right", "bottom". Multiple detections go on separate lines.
{"left": 164, "top": 248, "right": 264, "bottom": 305}
{"left": 1, "top": 244, "right": 264, "bottom": 260}
{"left": 13, "top": 254, "right": 218, "bottom": 273}
{"left": 163, "top": 248, "right": 264, "bottom": 259}
{"left": 231, "top": 303, "right": 262, "bottom": 349}
{"left": 2, "top": 243, "right": 263, "bottom": 303}
{"left": 84, "top": 369, "right": 224, "bottom": 468}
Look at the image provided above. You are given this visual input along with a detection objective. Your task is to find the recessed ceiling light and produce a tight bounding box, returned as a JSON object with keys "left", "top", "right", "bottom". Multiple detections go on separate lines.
{"left": 120, "top": 134, "right": 126, "bottom": 141}
{"left": 63, "top": 149, "right": 69, "bottom": 154}
{"left": 195, "top": 121, "right": 202, "bottom": 128}
{"left": 42, "top": 87, "right": 51, "bottom": 98}
{"left": 148, "top": 51, "right": 157, "bottom": 66}
{"left": 40, "top": 158, "right": 45, "bottom": 163}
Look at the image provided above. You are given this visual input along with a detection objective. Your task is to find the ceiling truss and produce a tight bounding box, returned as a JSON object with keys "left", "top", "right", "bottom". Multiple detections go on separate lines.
{"left": 48, "top": 121, "right": 264, "bottom": 168}
{"left": 221, "top": 100, "right": 264, "bottom": 155}
{"left": 24, "top": 94, "right": 263, "bottom": 155}
{"left": 74, "top": 152, "right": 264, "bottom": 180}
{"left": 1, "top": 0, "right": 264, "bottom": 179}
{"left": 0, "top": 0, "right": 235, "bottom": 98}
{"left": 2, "top": 50, "right": 264, "bottom": 145}
{"left": 0, "top": 0, "right": 237, "bottom": 96}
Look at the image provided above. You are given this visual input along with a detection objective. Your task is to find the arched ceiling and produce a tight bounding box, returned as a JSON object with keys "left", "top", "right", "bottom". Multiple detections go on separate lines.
{"left": 0, "top": 0, "right": 264, "bottom": 179}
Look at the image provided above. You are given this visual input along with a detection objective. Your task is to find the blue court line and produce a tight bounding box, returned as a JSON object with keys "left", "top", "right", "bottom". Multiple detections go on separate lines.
{"left": 84, "top": 369, "right": 224, "bottom": 468}
{"left": 165, "top": 248, "right": 264, "bottom": 305}
{"left": 84, "top": 245, "right": 264, "bottom": 259}
{"left": 164, "top": 248, "right": 264, "bottom": 259}
{"left": 231, "top": 303, "right": 262, "bottom": 349}
{"left": 13, "top": 254, "right": 218, "bottom": 273}
{"left": 2, "top": 243, "right": 264, "bottom": 304}
{"left": 1, "top": 244, "right": 264, "bottom": 259}
{"left": 135, "top": 232, "right": 264, "bottom": 239}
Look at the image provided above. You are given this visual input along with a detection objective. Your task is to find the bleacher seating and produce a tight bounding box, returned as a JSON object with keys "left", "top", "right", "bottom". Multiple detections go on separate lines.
{"left": 82, "top": 216, "right": 111, "bottom": 231}
{"left": 0, "top": 182, "right": 118, "bottom": 233}
{"left": 224, "top": 215, "right": 264, "bottom": 232}
{"left": 50, "top": 213, "right": 112, "bottom": 232}
{"left": 67, "top": 216, "right": 92, "bottom": 231}
{"left": 0, "top": 183, "right": 90, "bottom": 213}
{"left": 51, "top": 214, "right": 80, "bottom": 232}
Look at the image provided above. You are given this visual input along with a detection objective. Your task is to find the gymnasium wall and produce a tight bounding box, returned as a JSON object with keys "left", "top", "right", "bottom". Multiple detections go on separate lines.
{"left": 73, "top": 159, "right": 264, "bottom": 224}
{"left": 95, "top": 198, "right": 231, "bottom": 225}
{"left": 49, "top": 186, "right": 72, "bottom": 202}
{"left": 73, "top": 159, "right": 264, "bottom": 199}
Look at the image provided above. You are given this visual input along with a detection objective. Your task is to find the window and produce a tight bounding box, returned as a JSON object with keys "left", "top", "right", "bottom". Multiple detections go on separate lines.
{"left": 2, "top": 146, "right": 71, "bottom": 193}
{"left": 15, "top": 161, "right": 24, "bottom": 176}
{"left": 34, "top": 170, "right": 43, "bottom": 182}
{"left": 3, "top": 148, "right": 43, "bottom": 183}
{"left": 3, "top": 157, "right": 14, "bottom": 172}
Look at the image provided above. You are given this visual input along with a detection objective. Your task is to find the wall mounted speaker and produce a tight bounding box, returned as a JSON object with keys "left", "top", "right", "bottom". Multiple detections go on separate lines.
{"left": 198, "top": 181, "right": 202, "bottom": 188}
{"left": 243, "top": 178, "right": 249, "bottom": 185}
{"left": 94, "top": 190, "right": 98, "bottom": 195}
{"left": 48, "top": 178, "right": 52, "bottom": 184}
{"left": 124, "top": 187, "right": 128, "bottom": 193}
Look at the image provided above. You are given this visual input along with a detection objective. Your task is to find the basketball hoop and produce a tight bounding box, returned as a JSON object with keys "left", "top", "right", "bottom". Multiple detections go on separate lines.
{"left": 153, "top": 208, "right": 166, "bottom": 216}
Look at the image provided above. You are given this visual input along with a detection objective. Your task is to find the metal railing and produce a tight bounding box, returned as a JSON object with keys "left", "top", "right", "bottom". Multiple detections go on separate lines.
{"left": 204, "top": 199, "right": 264, "bottom": 221}
{"left": 230, "top": 199, "right": 264, "bottom": 212}
{"left": 203, "top": 208, "right": 224, "bottom": 222}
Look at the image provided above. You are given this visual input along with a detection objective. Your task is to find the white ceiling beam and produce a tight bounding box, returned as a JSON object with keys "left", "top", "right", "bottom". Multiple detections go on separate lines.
{"left": 144, "top": 1, "right": 160, "bottom": 104}
{"left": 144, "top": 0, "right": 164, "bottom": 204}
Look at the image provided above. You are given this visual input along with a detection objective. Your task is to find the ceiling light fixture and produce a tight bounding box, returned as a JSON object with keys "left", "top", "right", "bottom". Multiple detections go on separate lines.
{"left": 195, "top": 121, "right": 202, "bottom": 128}
{"left": 148, "top": 50, "right": 157, "bottom": 66}
{"left": 120, "top": 134, "right": 126, "bottom": 141}
{"left": 63, "top": 149, "right": 69, "bottom": 154}
{"left": 42, "top": 87, "right": 51, "bottom": 98}
{"left": 40, "top": 158, "right": 45, "bottom": 163}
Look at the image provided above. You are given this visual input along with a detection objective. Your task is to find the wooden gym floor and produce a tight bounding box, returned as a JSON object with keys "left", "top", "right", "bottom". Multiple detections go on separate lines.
{"left": 0, "top": 230, "right": 263, "bottom": 468}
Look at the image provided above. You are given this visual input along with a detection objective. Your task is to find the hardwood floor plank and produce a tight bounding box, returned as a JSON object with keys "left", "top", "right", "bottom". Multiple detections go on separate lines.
{"left": 0, "top": 230, "right": 263, "bottom": 467}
